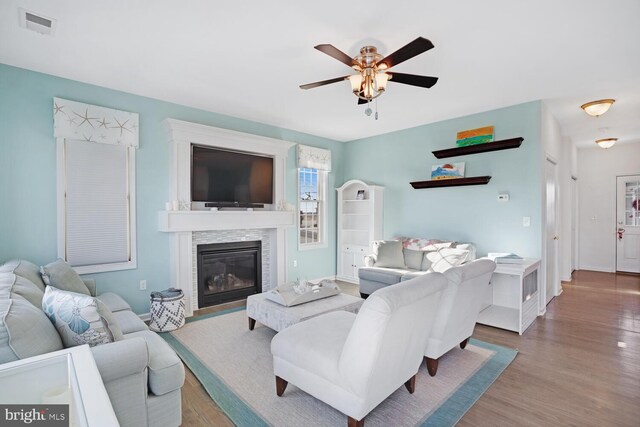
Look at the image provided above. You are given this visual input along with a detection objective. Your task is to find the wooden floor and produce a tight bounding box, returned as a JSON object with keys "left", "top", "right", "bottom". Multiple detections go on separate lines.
{"left": 180, "top": 271, "right": 640, "bottom": 426}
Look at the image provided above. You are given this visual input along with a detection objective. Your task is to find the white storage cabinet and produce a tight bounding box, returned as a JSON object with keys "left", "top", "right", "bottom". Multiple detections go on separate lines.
{"left": 477, "top": 258, "right": 541, "bottom": 335}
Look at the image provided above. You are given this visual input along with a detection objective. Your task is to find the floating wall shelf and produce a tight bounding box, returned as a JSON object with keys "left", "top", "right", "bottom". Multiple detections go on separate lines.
{"left": 410, "top": 176, "right": 492, "bottom": 189}
{"left": 432, "top": 137, "right": 523, "bottom": 159}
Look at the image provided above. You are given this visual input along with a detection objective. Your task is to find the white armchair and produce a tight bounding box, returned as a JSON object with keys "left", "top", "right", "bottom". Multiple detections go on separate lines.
{"left": 424, "top": 259, "right": 496, "bottom": 376}
{"left": 270, "top": 273, "right": 447, "bottom": 427}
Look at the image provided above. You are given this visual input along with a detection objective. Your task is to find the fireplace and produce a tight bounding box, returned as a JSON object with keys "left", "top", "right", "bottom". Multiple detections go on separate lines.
{"left": 197, "top": 241, "right": 261, "bottom": 307}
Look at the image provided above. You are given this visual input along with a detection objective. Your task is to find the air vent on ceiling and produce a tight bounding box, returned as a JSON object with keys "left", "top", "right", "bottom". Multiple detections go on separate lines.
{"left": 19, "top": 8, "right": 56, "bottom": 35}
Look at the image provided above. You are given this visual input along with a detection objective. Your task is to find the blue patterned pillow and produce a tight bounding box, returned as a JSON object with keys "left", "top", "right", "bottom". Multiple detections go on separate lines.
{"left": 42, "top": 286, "right": 120, "bottom": 347}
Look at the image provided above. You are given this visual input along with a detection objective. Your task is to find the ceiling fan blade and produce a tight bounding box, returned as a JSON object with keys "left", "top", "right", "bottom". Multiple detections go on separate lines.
{"left": 377, "top": 37, "right": 434, "bottom": 69}
{"left": 314, "top": 44, "right": 355, "bottom": 67}
{"left": 358, "top": 97, "right": 368, "bottom": 105}
{"left": 300, "top": 76, "right": 349, "bottom": 90}
{"left": 387, "top": 72, "right": 439, "bottom": 88}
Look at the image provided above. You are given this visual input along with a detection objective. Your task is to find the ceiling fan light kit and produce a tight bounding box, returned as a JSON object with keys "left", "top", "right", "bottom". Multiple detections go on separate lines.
{"left": 301, "top": 37, "right": 439, "bottom": 117}
{"left": 580, "top": 99, "right": 615, "bottom": 117}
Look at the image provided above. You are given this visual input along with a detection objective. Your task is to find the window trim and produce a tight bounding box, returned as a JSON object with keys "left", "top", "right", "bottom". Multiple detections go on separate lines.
{"left": 297, "top": 168, "right": 328, "bottom": 251}
{"left": 56, "top": 138, "right": 137, "bottom": 274}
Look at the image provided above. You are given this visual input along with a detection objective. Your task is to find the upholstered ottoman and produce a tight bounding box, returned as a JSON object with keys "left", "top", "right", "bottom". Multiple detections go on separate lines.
{"left": 246, "top": 292, "right": 364, "bottom": 332}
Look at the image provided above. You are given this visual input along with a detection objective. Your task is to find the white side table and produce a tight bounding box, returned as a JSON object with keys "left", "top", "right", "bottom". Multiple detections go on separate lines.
{"left": 0, "top": 345, "right": 119, "bottom": 426}
{"left": 476, "top": 258, "right": 541, "bottom": 335}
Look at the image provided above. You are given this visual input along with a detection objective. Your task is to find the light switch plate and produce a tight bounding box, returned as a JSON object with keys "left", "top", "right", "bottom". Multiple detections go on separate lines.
{"left": 522, "top": 216, "right": 531, "bottom": 227}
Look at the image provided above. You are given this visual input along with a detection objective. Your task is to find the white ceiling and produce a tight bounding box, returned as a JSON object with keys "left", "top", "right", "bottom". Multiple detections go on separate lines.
{"left": 1, "top": 0, "right": 639, "bottom": 144}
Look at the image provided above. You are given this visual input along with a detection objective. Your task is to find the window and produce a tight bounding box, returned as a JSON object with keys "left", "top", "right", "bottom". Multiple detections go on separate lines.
{"left": 57, "top": 139, "right": 137, "bottom": 273}
{"left": 53, "top": 98, "right": 139, "bottom": 274}
{"left": 299, "top": 167, "right": 327, "bottom": 248}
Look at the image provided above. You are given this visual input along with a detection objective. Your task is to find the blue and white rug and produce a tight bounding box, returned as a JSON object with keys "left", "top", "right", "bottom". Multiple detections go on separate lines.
{"left": 162, "top": 307, "right": 516, "bottom": 427}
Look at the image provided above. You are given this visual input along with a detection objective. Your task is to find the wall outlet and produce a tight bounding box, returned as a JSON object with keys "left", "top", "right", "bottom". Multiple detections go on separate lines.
{"left": 522, "top": 216, "right": 531, "bottom": 227}
{"left": 139, "top": 280, "right": 147, "bottom": 291}
{"left": 293, "top": 260, "right": 297, "bottom": 268}
{"left": 497, "top": 193, "right": 509, "bottom": 202}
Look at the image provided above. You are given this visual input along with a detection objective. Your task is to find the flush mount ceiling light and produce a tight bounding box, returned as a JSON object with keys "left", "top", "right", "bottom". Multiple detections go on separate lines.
{"left": 581, "top": 99, "right": 615, "bottom": 117}
{"left": 595, "top": 138, "right": 617, "bottom": 149}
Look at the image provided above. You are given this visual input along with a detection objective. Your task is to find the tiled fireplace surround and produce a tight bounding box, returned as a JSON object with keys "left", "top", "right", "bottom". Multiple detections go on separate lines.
{"left": 160, "top": 119, "right": 296, "bottom": 316}
{"left": 192, "top": 229, "right": 272, "bottom": 311}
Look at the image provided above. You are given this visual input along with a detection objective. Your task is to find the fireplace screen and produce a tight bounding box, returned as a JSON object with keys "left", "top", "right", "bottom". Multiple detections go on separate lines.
{"left": 197, "top": 241, "right": 261, "bottom": 307}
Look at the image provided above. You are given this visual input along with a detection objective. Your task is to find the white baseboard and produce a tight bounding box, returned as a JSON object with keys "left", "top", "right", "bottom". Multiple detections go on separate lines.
{"left": 139, "top": 312, "right": 151, "bottom": 322}
{"left": 578, "top": 265, "right": 615, "bottom": 273}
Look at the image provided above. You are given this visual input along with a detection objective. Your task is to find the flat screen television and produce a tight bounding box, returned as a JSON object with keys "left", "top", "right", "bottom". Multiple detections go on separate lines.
{"left": 191, "top": 145, "right": 274, "bottom": 207}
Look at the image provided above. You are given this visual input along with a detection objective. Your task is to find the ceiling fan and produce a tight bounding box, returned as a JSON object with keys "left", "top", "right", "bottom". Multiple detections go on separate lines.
{"left": 300, "top": 37, "right": 439, "bottom": 107}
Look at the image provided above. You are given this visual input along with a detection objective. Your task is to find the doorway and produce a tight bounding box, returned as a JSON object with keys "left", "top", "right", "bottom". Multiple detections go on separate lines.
{"left": 571, "top": 176, "right": 578, "bottom": 273}
{"left": 545, "top": 157, "right": 559, "bottom": 305}
{"left": 616, "top": 175, "right": 640, "bottom": 273}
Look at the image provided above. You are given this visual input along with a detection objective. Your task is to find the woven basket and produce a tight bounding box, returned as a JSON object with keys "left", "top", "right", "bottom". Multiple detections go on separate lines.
{"left": 149, "top": 288, "right": 185, "bottom": 332}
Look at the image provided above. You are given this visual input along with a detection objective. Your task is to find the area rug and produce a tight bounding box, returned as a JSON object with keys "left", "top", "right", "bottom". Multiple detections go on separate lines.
{"left": 162, "top": 307, "right": 517, "bottom": 427}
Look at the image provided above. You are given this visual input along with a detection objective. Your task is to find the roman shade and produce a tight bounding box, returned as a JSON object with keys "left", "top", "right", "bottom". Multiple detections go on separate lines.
{"left": 297, "top": 144, "right": 332, "bottom": 171}
{"left": 54, "top": 98, "right": 138, "bottom": 272}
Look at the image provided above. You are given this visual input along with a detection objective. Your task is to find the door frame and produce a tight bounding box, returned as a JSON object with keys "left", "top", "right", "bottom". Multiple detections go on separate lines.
{"left": 571, "top": 175, "right": 578, "bottom": 274}
{"left": 542, "top": 154, "right": 561, "bottom": 310}
{"left": 615, "top": 173, "right": 640, "bottom": 272}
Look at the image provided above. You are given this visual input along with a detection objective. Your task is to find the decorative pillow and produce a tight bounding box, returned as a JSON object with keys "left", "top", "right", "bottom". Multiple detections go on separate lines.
{"left": 453, "top": 243, "right": 476, "bottom": 262}
{"left": 425, "top": 248, "right": 470, "bottom": 273}
{"left": 403, "top": 248, "right": 424, "bottom": 270}
{"left": 40, "top": 259, "right": 90, "bottom": 295}
{"left": 395, "top": 237, "right": 452, "bottom": 251}
{"left": 2, "top": 273, "right": 44, "bottom": 308}
{"left": 0, "top": 259, "right": 47, "bottom": 292}
{"left": 363, "top": 255, "right": 376, "bottom": 268}
{"left": 372, "top": 240, "right": 406, "bottom": 268}
{"left": 422, "top": 242, "right": 453, "bottom": 251}
{"left": 0, "top": 292, "right": 63, "bottom": 364}
{"left": 42, "top": 286, "right": 122, "bottom": 348}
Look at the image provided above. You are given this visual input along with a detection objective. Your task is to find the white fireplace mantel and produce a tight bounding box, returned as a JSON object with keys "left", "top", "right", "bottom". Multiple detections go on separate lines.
{"left": 161, "top": 119, "right": 296, "bottom": 316}
{"left": 158, "top": 210, "right": 295, "bottom": 232}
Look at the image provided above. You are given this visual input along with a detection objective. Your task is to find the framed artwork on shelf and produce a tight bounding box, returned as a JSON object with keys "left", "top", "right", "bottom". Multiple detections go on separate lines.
{"left": 456, "top": 126, "right": 494, "bottom": 147}
{"left": 356, "top": 190, "right": 365, "bottom": 200}
{"left": 431, "top": 162, "right": 465, "bottom": 180}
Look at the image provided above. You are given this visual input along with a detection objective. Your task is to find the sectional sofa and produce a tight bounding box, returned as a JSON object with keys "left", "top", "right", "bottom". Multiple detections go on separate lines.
{"left": 0, "top": 259, "right": 184, "bottom": 427}
{"left": 358, "top": 237, "right": 476, "bottom": 296}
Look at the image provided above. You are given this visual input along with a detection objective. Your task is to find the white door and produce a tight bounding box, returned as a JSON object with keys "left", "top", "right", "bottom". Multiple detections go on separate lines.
{"left": 545, "top": 159, "right": 559, "bottom": 305}
{"left": 617, "top": 175, "right": 640, "bottom": 273}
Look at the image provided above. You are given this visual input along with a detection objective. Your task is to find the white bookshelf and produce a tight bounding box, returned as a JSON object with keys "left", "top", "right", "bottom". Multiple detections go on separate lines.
{"left": 336, "top": 180, "right": 384, "bottom": 283}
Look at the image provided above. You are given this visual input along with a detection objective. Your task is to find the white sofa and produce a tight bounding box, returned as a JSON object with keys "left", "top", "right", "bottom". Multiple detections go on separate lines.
{"left": 358, "top": 237, "right": 476, "bottom": 297}
{"left": 423, "top": 259, "right": 496, "bottom": 375}
{"left": 270, "top": 272, "right": 448, "bottom": 427}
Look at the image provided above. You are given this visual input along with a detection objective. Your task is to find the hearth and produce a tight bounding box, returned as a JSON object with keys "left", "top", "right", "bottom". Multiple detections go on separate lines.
{"left": 197, "top": 241, "right": 261, "bottom": 307}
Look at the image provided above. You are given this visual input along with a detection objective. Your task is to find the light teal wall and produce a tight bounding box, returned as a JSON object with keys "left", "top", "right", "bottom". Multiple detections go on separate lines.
{"left": 343, "top": 101, "right": 542, "bottom": 258}
{"left": 0, "top": 63, "right": 343, "bottom": 313}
